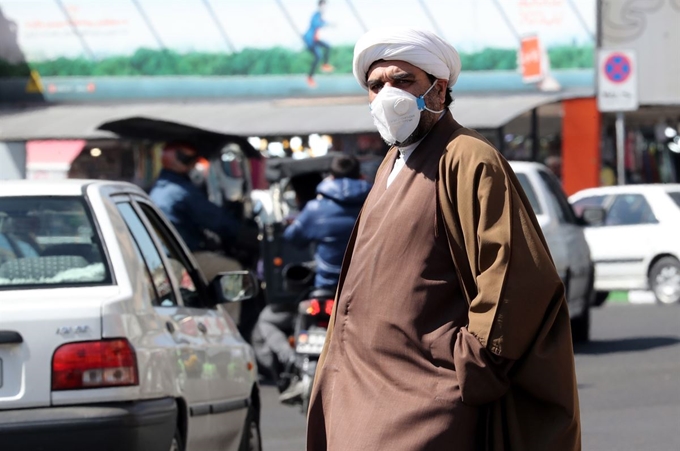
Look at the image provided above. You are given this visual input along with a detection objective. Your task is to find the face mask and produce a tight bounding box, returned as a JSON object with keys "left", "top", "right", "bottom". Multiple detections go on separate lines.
{"left": 369, "top": 81, "right": 444, "bottom": 145}
{"left": 173, "top": 148, "right": 197, "bottom": 165}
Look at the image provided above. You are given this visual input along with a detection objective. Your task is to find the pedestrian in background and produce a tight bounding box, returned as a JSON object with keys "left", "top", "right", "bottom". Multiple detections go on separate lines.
{"left": 306, "top": 27, "right": 581, "bottom": 451}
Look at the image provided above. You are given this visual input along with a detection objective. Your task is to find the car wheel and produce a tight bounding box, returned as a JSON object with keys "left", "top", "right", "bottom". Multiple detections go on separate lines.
{"left": 571, "top": 302, "right": 590, "bottom": 343}
{"left": 649, "top": 257, "right": 680, "bottom": 304}
{"left": 593, "top": 291, "right": 609, "bottom": 307}
{"left": 239, "top": 403, "right": 262, "bottom": 451}
{"left": 170, "top": 428, "right": 184, "bottom": 451}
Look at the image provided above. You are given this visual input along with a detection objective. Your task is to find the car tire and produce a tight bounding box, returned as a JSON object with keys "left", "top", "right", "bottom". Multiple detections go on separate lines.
{"left": 239, "top": 402, "right": 262, "bottom": 451}
{"left": 649, "top": 257, "right": 680, "bottom": 304}
{"left": 564, "top": 269, "right": 590, "bottom": 343}
{"left": 593, "top": 291, "right": 609, "bottom": 307}
{"left": 571, "top": 303, "right": 590, "bottom": 343}
{"left": 170, "top": 428, "right": 184, "bottom": 451}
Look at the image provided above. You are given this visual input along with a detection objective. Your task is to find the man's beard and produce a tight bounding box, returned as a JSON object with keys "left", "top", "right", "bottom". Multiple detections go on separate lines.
{"left": 393, "top": 109, "right": 439, "bottom": 147}
{"left": 391, "top": 90, "right": 443, "bottom": 147}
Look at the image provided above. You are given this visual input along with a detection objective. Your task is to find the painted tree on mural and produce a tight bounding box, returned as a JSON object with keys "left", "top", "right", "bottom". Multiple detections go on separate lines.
{"left": 0, "top": 45, "right": 594, "bottom": 77}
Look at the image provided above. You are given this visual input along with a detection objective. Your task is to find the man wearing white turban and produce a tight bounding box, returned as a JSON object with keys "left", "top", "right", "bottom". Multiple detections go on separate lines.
{"left": 307, "top": 28, "right": 581, "bottom": 451}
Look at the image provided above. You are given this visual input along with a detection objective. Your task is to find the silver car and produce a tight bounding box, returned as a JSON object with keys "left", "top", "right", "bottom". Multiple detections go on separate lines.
{"left": 510, "top": 162, "right": 595, "bottom": 342}
{"left": 0, "top": 180, "right": 261, "bottom": 451}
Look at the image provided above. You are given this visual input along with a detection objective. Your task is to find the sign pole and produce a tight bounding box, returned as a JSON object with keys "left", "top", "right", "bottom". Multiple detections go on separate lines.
{"left": 615, "top": 112, "right": 626, "bottom": 185}
{"left": 598, "top": 50, "right": 638, "bottom": 187}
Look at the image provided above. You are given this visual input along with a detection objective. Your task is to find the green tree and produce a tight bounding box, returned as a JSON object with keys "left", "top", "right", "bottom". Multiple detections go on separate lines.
{"left": 0, "top": 58, "right": 31, "bottom": 76}
{"left": 548, "top": 46, "right": 594, "bottom": 69}
{"left": 8, "top": 45, "right": 594, "bottom": 77}
{"left": 460, "top": 48, "right": 518, "bottom": 71}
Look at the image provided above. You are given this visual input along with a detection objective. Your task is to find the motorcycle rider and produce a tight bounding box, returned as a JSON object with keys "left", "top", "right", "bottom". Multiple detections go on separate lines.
{"left": 251, "top": 154, "right": 371, "bottom": 403}
{"left": 284, "top": 154, "right": 371, "bottom": 288}
{"left": 150, "top": 141, "right": 258, "bottom": 322}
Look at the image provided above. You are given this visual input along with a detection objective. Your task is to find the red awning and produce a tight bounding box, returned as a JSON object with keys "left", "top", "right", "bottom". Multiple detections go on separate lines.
{"left": 26, "top": 140, "right": 85, "bottom": 165}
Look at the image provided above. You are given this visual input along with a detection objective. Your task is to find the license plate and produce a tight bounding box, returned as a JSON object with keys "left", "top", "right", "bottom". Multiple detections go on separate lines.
{"left": 296, "top": 329, "right": 327, "bottom": 355}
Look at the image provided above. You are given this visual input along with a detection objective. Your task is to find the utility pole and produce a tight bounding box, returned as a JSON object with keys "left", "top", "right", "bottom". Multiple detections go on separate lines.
{"left": 274, "top": 0, "right": 303, "bottom": 39}
{"left": 201, "top": 0, "right": 236, "bottom": 53}
{"left": 489, "top": 0, "right": 522, "bottom": 43}
{"left": 130, "top": 0, "right": 166, "bottom": 50}
{"left": 54, "top": 0, "right": 96, "bottom": 60}
{"left": 567, "top": 0, "right": 596, "bottom": 41}
{"left": 417, "top": 0, "right": 445, "bottom": 39}
{"left": 344, "top": 0, "right": 368, "bottom": 32}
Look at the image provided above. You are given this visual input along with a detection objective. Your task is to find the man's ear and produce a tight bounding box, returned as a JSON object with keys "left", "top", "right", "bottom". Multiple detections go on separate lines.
{"left": 436, "top": 79, "right": 448, "bottom": 105}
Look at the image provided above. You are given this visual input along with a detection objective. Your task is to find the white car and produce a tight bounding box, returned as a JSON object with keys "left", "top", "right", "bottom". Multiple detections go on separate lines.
{"left": 570, "top": 184, "right": 680, "bottom": 304}
{"left": 510, "top": 162, "right": 594, "bottom": 342}
{"left": 0, "top": 180, "right": 261, "bottom": 451}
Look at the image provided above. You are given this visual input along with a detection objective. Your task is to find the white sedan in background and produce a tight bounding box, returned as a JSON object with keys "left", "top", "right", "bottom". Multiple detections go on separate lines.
{"left": 570, "top": 184, "right": 680, "bottom": 304}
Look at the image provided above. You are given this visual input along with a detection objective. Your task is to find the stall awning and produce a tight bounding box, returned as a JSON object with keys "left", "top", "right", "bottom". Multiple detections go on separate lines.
{"left": 0, "top": 90, "right": 593, "bottom": 141}
{"left": 26, "top": 140, "right": 85, "bottom": 166}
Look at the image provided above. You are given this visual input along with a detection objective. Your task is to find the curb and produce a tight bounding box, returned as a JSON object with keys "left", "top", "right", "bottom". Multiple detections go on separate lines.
{"left": 607, "top": 291, "right": 657, "bottom": 304}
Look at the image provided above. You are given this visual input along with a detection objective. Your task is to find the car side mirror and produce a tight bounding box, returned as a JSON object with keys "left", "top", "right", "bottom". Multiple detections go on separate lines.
{"left": 579, "top": 206, "right": 606, "bottom": 227}
{"left": 211, "top": 270, "right": 259, "bottom": 303}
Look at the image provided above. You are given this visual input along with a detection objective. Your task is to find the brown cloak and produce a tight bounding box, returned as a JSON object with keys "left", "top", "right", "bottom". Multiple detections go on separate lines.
{"left": 307, "top": 112, "right": 581, "bottom": 451}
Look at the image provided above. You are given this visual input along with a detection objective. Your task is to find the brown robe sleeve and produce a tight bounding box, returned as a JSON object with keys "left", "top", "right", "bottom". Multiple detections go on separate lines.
{"left": 437, "top": 128, "right": 581, "bottom": 450}
{"left": 438, "top": 130, "right": 564, "bottom": 359}
{"left": 453, "top": 328, "right": 513, "bottom": 405}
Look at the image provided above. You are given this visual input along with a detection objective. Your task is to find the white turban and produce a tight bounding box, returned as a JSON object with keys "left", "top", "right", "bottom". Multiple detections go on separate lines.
{"left": 353, "top": 27, "right": 462, "bottom": 91}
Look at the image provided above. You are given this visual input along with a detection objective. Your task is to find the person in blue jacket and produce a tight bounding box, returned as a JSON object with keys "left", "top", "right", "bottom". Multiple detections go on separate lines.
{"left": 284, "top": 154, "right": 371, "bottom": 289}
{"left": 149, "top": 142, "right": 258, "bottom": 327}
{"left": 303, "top": 0, "right": 334, "bottom": 88}
{"left": 150, "top": 142, "right": 242, "bottom": 255}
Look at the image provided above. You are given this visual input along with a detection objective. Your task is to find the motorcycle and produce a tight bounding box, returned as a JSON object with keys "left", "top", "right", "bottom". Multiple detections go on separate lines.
{"left": 280, "top": 263, "right": 335, "bottom": 413}
{"left": 248, "top": 153, "right": 342, "bottom": 410}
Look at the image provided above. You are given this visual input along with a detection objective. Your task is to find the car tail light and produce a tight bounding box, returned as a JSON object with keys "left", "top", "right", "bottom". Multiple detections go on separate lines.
{"left": 306, "top": 299, "right": 322, "bottom": 316}
{"left": 301, "top": 299, "right": 334, "bottom": 316}
{"left": 52, "top": 339, "right": 138, "bottom": 391}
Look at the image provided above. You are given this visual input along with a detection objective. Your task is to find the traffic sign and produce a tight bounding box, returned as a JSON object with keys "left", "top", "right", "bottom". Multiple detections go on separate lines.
{"left": 598, "top": 49, "right": 638, "bottom": 112}
{"left": 25, "top": 70, "right": 44, "bottom": 94}
{"left": 604, "top": 53, "right": 632, "bottom": 83}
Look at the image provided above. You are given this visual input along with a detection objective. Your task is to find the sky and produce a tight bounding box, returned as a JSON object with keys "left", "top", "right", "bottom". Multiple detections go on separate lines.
{"left": 0, "top": 0, "right": 596, "bottom": 61}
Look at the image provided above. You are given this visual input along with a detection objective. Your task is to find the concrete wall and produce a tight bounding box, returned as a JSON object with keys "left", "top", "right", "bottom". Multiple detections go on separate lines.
{"left": 0, "top": 141, "right": 26, "bottom": 179}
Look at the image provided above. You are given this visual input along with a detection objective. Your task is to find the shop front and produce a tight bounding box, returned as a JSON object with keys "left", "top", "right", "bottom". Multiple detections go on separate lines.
{"left": 600, "top": 108, "right": 680, "bottom": 185}
{"left": 598, "top": 0, "right": 680, "bottom": 188}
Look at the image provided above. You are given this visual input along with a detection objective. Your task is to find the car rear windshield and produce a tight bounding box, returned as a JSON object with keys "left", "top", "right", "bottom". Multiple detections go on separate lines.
{"left": 668, "top": 192, "right": 680, "bottom": 208}
{"left": 0, "top": 197, "right": 111, "bottom": 289}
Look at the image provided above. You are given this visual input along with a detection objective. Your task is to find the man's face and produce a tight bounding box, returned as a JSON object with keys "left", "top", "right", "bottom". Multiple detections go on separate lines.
{"left": 366, "top": 60, "right": 447, "bottom": 146}
{"left": 174, "top": 146, "right": 199, "bottom": 172}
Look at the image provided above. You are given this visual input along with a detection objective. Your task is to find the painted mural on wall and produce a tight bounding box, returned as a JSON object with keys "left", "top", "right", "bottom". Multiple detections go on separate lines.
{"left": 0, "top": 0, "right": 596, "bottom": 101}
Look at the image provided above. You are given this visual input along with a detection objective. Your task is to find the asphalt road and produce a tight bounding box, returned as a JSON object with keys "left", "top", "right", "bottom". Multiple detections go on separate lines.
{"left": 259, "top": 303, "right": 680, "bottom": 451}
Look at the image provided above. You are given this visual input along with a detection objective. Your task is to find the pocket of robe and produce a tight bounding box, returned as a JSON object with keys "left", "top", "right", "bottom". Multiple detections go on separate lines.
{"left": 453, "top": 328, "right": 514, "bottom": 406}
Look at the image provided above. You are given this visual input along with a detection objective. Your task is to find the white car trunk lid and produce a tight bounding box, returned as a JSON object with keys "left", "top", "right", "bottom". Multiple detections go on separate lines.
{"left": 0, "top": 287, "right": 114, "bottom": 409}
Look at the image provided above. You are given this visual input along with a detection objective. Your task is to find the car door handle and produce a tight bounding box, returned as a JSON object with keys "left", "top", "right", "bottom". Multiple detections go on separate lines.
{"left": 197, "top": 322, "right": 207, "bottom": 334}
{"left": 0, "top": 331, "right": 23, "bottom": 345}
